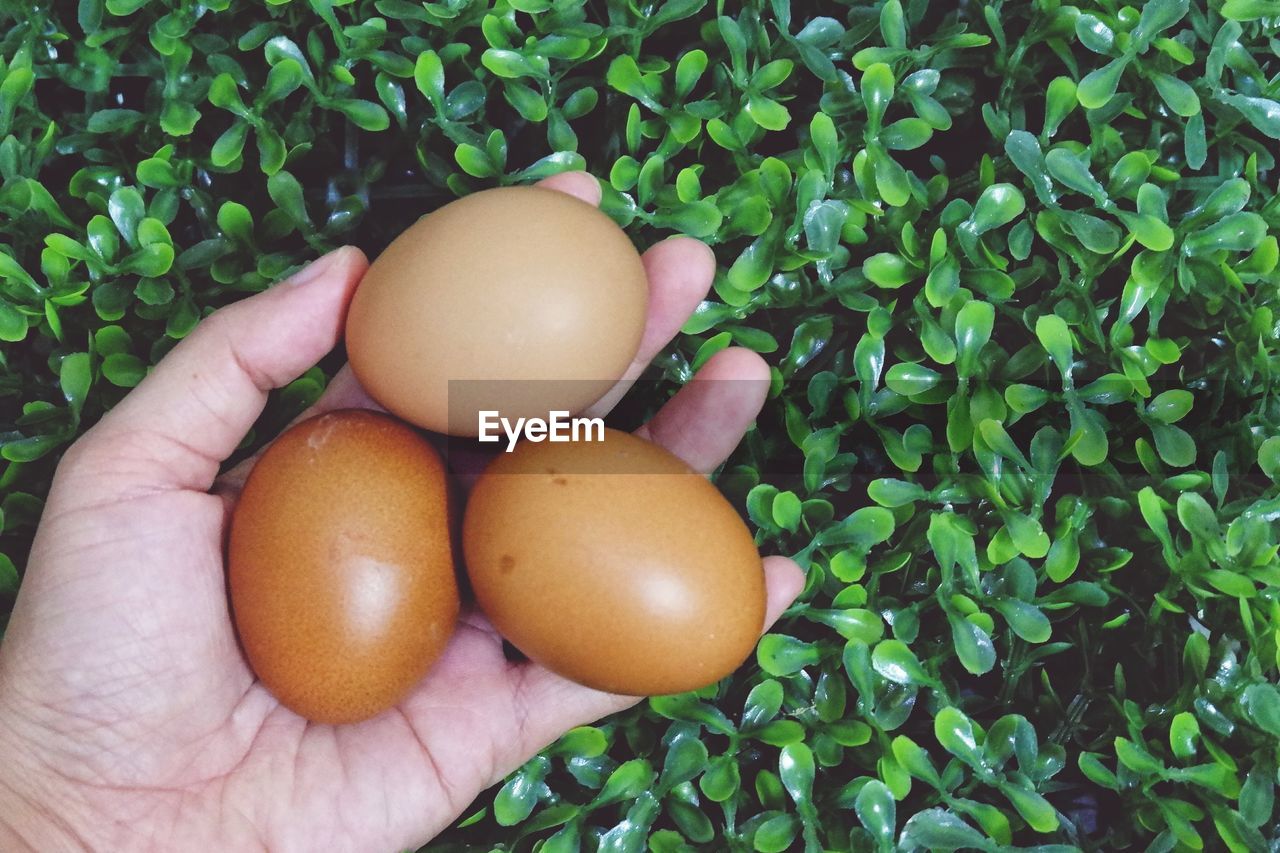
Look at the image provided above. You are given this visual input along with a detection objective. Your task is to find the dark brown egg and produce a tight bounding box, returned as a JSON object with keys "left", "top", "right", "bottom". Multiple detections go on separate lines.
{"left": 462, "top": 428, "right": 765, "bottom": 695}
{"left": 228, "top": 409, "right": 459, "bottom": 724}
{"left": 345, "top": 185, "right": 648, "bottom": 437}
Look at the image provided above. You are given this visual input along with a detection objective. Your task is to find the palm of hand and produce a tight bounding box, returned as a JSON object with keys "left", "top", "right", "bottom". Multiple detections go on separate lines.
{"left": 10, "top": 476, "right": 563, "bottom": 849}
{"left": 0, "top": 175, "right": 801, "bottom": 852}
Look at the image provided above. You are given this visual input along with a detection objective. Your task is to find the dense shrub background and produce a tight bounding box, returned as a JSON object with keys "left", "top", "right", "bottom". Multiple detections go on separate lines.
{"left": 2, "top": 0, "right": 1280, "bottom": 849}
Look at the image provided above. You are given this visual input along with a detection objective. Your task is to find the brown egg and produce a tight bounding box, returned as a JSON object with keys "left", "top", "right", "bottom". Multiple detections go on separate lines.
{"left": 345, "top": 186, "right": 649, "bottom": 437}
{"left": 228, "top": 409, "right": 459, "bottom": 724}
{"left": 462, "top": 428, "right": 766, "bottom": 695}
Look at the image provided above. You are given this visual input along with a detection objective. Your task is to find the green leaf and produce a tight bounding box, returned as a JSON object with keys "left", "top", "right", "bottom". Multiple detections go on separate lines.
{"left": 606, "top": 55, "right": 656, "bottom": 108}
{"left": 211, "top": 120, "right": 248, "bottom": 167}
{"left": 1169, "top": 711, "right": 1200, "bottom": 760}
{"left": 817, "top": 506, "right": 896, "bottom": 549}
{"left": 757, "top": 634, "right": 820, "bottom": 676}
{"left": 1258, "top": 436, "right": 1280, "bottom": 479}
{"left": 207, "top": 73, "right": 247, "bottom": 113}
{"left": 880, "top": 0, "right": 906, "bottom": 48}
{"left": 1148, "top": 390, "right": 1194, "bottom": 423}
{"left": 967, "top": 184, "right": 1024, "bottom": 236}
{"left": 1153, "top": 73, "right": 1200, "bottom": 117}
{"left": 217, "top": 201, "right": 254, "bottom": 244}
{"left": 885, "top": 363, "right": 941, "bottom": 396}
{"left": 1044, "top": 148, "right": 1108, "bottom": 204}
{"left": 1005, "top": 131, "right": 1056, "bottom": 203}
{"left": 863, "top": 253, "right": 916, "bottom": 288}
{"left": 1184, "top": 212, "right": 1267, "bottom": 256}
{"left": 674, "top": 48, "right": 707, "bottom": 99}
{"left": 1242, "top": 684, "right": 1280, "bottom": 736}
{"left": 659, "top": 733, "right": 709, "bottom": 790}
{"left": 880, "top": 117, "right": 932, "bottom": 150}
{"left": 129, "top": 243, "right": 173, "bottom": 277}
{"left": 872, "top": 639, "right": 930, "bottom": 685}
{"left": 727, "top": 235, "right": 774, "bottom": 291}
{"left": 101, "top": 352, "right": 146, "bottom": 387}
{"left": 1218, "top": 93, "right": 1280, "bottom": 139}
{"left": 771, "top": 490, "right": 802, "bottom": 532}
{"left": 456, "top": 143, "right": 497, "bottom": 178}
{"left": 1132, "top": 0, "right": 1189, "bottom": 47}
{"left": 753, "top": 814, "right": 798, "bottom": 852}
{"left": 742, "top": 679, "right": 783, "bottom": 729}
{"left": 261, "top": 59, "right": 303, "bottom": 103}
{"left": 1043, "top": 77, "right": 1077, "bottom": 137}
{"left": 934, "top": 706, "right": 987, "bottom": 773}
{"left": 1222, "top": 0, "right": 1280, "bottom": 18}
{"left": 1079, "top": 752, "right": 1121, "bottom": 790}
{"left": 861, "top": 63, "right": 894, "bottom": 132}
{"left": 333, "top": 99, "right": 390, "bottom": 131}
{"left": 1075, "top": 14, "right": 1114, "bottom": 53}
{"left": 1035, "top": 314, "right": 1073, "bottom": 378}
{"left": 494, "top": 758, "right": 548, "bottom": 825}
{"left": 0, "top": 553, "right": 17, "bottom": 594}
{"left": 1153, "top": 423, "right": 1196, "bottom": 467}
{"left": 87, "top": 109, "right": 144, "bottom": 133}
{"left": 59, "top": 352, "right": 91, "bottom": 418}
{"left": 924, "top": 255, "right": 959, "bottom": 306}
{"left": 978, "top": 419, "right": 1031, "bottom": 468}
{"left": 482, "top": 48, "right": 543, "bottom": 81}
{"left": 999, "top": 782, "right": 1058, "bottom": 833}
{"left": 504, "top": 82, "right": 546, "bottom": 123}
{"left": 854, "top": 780, "right": 896, "bottom": 848}
{"left": 0, "top": 302, "right": 28, "bottom": 342}
{"left": 0, "top": 252, "right": 35, "bottom": 289}
{"left": 779, "top": 743, "right": 815, "bottom": 809}
{"left": 745, "top": 95, "right": 790, "bottom": 131}
{"left": 902, "top": 809, "right": 990, "bottom": 851}
{"left": 810, "top": 111, "right": 839, "bottom": 176}
{"left": 1118, "top": 212, "right": 1175, "bottom": 251}
{"left": 1, "top": 434, "right": 62, "bottom": 462}
{"left": 1115, "top": 737, "right": 1165, "bottom": 775}
{"left": 414, "top": 50, "right": 445, "bottom": 107}
{"left": 107, "top": 187, "right": 145, "bottom": 247}
{"left": 949, "top": 612, "right": 996, "bottom": 675}
{"left": 1078, "top": 58, "right": 1128, "bottom": 109}
{"left": 955, "top": 300, "right": 995, "bottom": 379}
{"left": 549, "top": 726, "right": 607, "bottom": 758}
{"left": 78, "top": 0, "right": 103, "bottom": 33}
{"left": 892, "top": 736, "right": 943, "bottom": 787}
{"left": 992, "top": 598, "right": 1051, "bottom": 643}
{"left": 267, "top": 170, "right": 309, "bottom": 226}
{"left": 1239, "top": 768, "right": 1275, "bottom": 827}
{"left": 1004, "top": 512, "right": 1050, "bottom": 558}
{"left": 871, "top": 147, "right": 911, "bottom": 207}
{"left": 593, "top": 758, "right": 655, "bottom": 807}
{"left": 1185, "top": 111, "right": 1207, "bottom": 169}
{"left": 866, "top": 479, "right": 926, "bottom": 508}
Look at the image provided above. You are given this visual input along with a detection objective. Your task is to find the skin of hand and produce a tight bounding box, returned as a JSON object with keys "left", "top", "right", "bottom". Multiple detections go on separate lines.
{"left": 0, "top": 172, "right": 805, "bottom": 852}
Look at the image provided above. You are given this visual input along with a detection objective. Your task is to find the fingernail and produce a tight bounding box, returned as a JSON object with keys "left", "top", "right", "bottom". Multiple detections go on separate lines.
{"left": 287, "top": 246, "right": 350, "bottom": 287}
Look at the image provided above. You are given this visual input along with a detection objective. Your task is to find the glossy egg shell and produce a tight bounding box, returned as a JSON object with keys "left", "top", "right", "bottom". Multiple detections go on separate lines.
{"left": 228, "top": 409, "right": 459, "bottom": 724}
{"left": 345, "top": 186, "right": 648, "bottom": 437}
{"left": 462, "top": 428, "right": 765, "bottom": 695}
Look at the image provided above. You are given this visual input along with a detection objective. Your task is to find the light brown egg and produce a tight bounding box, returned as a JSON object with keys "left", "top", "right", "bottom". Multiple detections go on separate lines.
{"left": 345, "top": 186, "right": 649, "bottom": 437}
{"left": 462, "top": 428, "right": 766, "bottom": 695}
{"left": 228, "top": 409, "right": 459, "bottom": 724}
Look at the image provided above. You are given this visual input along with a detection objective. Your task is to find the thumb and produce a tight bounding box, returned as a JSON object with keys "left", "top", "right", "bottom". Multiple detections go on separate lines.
{"left": 58, "top": 247, "right": 367, "bottom": 504}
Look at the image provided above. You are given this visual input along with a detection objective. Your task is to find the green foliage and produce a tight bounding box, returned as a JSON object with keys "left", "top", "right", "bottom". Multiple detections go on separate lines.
{"left": 1, "top": 0, "right": 1279, "bottom": 850}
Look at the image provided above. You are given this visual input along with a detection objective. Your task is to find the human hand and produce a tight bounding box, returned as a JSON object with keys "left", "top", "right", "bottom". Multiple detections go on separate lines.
{"left": 0, "top": 173, "right": 805, "bottom": 852}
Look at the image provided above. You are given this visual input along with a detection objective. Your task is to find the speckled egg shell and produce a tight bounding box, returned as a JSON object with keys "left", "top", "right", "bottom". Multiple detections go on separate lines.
{"left": 462, "top": 428, "right": 765, "bottom": 695}
{"left": 345, "top": 186, "right": 648, "bottom": 437}
{"left": 228, "top": 409, "right": 459, "bottom": 724}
